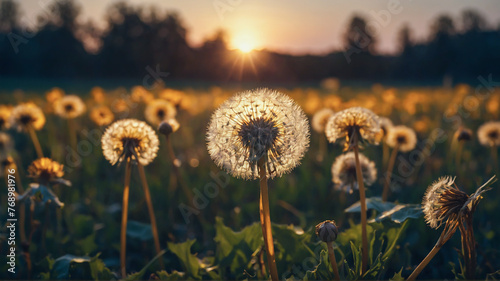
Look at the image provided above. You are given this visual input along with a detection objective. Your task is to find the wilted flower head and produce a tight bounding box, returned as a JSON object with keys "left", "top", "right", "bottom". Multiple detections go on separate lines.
{"left": 422, "top": 176, "right": 495, "bottom": 229}
{"left": 325, "top": 107, "right": 380, "bottom": 150}
{"left": 386, "top": 125, "right": 417, "bottom": 152}
{"left": 54, "top": 95, "right": 86, "bottom": 119}
{"left": 454, "top": 127, "right": 473, "bottom": 142}
{"left": 0, "top": 105, "right": 12, "bottom": 130}
{"left": 101, "top": 119, "right": 159, "bottom": 166}
{"left": 207, "top": 88, "right": 309, "bottom": 180}
{"left": 331, "top": 152, "right": 377, "bottom": 194}
{"left": 315, "top": 220, "right": 339, "bottom": 242}
{"left": 90, "top": 106, "right": 114, "bottom": 126}
{"left": 28, "top": 158, "right": 67, "bottom": 185}
{"left": 10, "top": 103, "right": 46, "bottom": 131}
{"left": 145, "top": 99, "right": 177, "bottom": 127}
{"left": 158, "top": 118, "right": 180, "bottom": 137}
{"left": 477, "top": 121, "right": 500, "bottom": 147}
{"left": 378, "top": 117, "right": 393, "bottom": 138}
{"left": 311, "top": 108, "right": 334, "bottom": 133}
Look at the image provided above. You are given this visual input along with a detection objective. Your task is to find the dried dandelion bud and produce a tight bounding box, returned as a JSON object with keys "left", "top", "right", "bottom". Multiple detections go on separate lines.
{"left": 315, "top": 220, "right": 339, "bottom": 242}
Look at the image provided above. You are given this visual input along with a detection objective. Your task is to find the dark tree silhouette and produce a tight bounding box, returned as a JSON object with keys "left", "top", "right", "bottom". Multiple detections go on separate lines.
{"left": 461, "top": 9, "right": 488, "bottom": 33}
{"left": 0, "top": 0, "right": 20, "bottom": 32}
{"left": 344, "top": 15, "right": 376, "bottom": 53}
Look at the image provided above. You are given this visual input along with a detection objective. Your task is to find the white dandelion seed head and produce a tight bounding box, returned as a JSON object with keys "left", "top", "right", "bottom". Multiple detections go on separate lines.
{"left": 477, "top": 121, "right": 500, "bottom": 147}
{"left": 331, "top": 152, "right": 377, "bottom": 194}
{"left": 312, "top": 108, "right": 334, "bottom": 133}
{"left": 386, "top": 125, "right": 417, "bottom": 152}
{"left": 206, "top": 88, "right": 310, "bottom": 180}
{"left": 325, "top": 107, "right": 381, "bottom": 148}
{"left": 101, "top": 119, "right": 159, "bottom": 166}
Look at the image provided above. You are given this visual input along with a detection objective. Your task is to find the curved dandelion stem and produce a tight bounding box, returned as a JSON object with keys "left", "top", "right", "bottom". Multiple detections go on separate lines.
{"left": 28, "top": 126, "right": 43, "bottom": 158}
{"left": 258, "top": 158, "right": 279, "bottom": 281}
{"left": 327, "top": 241, "right": 340, "bottom": 281}
{"left": 120, "top": 159, "right": 132, "bottom": 278}
{"left": 137, "top": 161, "right": 164, "bottom": 270}
{"left": 382, "top": 143, "right": 399, "bottom": 202}
{"left": 352, "top": 137, "right": 369, "bottom": 275}
{"left": 407, "top": 219, "right": 458, "bottom": 281}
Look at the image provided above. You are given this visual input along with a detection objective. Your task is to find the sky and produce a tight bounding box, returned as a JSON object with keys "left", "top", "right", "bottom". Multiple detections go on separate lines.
{"left": 15, "top": 0, "right": 500, "bottom": 55}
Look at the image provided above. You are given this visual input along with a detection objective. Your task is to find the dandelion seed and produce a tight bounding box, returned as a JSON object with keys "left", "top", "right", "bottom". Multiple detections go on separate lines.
{"left": 10, "top": 103, "right": 46, "bottom": 132}
{"left": 207, "top": 88, "right": 310, "bottom": 180}
{"left": 145, "top": 99, "right": 177, "bottom": 127}
{"left": 477, "top": 121, "right": 500, "bottom": 147}
{"left": 312, "top": 108, "right": 334, "bottom": 133}
{"left": 101, "top": 119, "right": 159, "bottom": 166}
{"left": 386, "top": 125, "right": 417, "bottom": 152}
{"left": 325, "top": 107, "right": 380, "bottom": 150}
{"left": 331, "top": 152, "right": 377, "bottom": 194}
{"left": 90, "top": 106, "right": 114, "bottom": 127}
{"left": 54, "top": 95, "right": 86, "bottom": 119}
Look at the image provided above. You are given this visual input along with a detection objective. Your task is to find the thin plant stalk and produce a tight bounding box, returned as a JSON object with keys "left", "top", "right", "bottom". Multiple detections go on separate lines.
{"left": 327, "top": 241, "right": 340, "bottom": 281}
{"left": 68, "top": 119, "right": 77, "bottom": 153}
{"left": 382, "top": 143, "right": 399, "bottom": 202}
{"left": 352, "top": 136, "right": 369, "bottom": 275}
{"left": 120, "top": 159, "right": 132, "bottom": 278}
{"left": 492, "top": 146, "right": 498, "bottom": 174}
{"left": 164, "top": 136, "right": 194, "bottom": 203}
{"left": 317, "top": 135, "right": 327, "bottom": 162}
{"left": 455, "top": 141, "right": 464, "bottom": 173}
{"left": 382, "top": 140, "right": 390, "bottom": 169}
{"left": 459, "top": 216, "right": 476, "bottom": 280}
{"left": 28, "top": 126, "right": 43, "bottom": 158}
{"left": 137, "top": 161, "right": 164, "bottom": 269}
{"left": 407, "top": 218, "right": 459, "bottom": 281}
{"left": 258, "top": 158, "right": 279, "bottom": 281}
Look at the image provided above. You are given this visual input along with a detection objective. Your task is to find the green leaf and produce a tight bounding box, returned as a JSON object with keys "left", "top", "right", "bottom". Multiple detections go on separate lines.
{"left": 126, "top": 220, "right": 153, "bottom": 241}
{"left": 49, "top": 254, "right": 115, "bottom": 280}
{"left": 390, "top": 268, "right": 404, "bottom": 281}
{"left": 304, "top": 249, "right": 333, "bottom": 281}
{"left": 167, "top": 240, "right": 201, "bottom": 280}
{"left": 345, "top": 197, "right": 396, "bottom": 213}
{"left": 373, "top": 204, "right": 423, "bottom": 224}
{"left": 155, "top": 270, "right": 185, "bottom": 280}
{"left": 126, "top": 250, "right": 167, "bottom": 281}
{"left": 213, "top": 217, "right": 262, "bottom": 279}
{"left": 18, "top": 183, "right": 64, "bottom": 208}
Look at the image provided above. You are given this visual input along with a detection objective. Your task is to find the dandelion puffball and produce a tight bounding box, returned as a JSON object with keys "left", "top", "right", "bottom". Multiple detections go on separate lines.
{"left": 206, "top": 88, "right": 310, "bottom": 180}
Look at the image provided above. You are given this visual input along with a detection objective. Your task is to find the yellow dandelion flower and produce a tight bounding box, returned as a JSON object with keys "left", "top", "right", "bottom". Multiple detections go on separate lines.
{"left": 312, "top": 108, "right": 334, "bottom": 133}
{"left": 28, "top": 157, "right": 65, "bottom": 184}
{"left": 144, "top": 99, "right": 177, "bottom": 127}
{"left": 101, "top": 119, "right": 159, "bottom": 166}
{"left": 45, "top": 87, "right": 65, "bottom": 104}
{"left": 91, "top": 87, "right": 106, "bottom": 104}
{"left": 10, "top": 103, "right": 46, "bottom": 131}
{"left": 331, "top": 152, "right": 377, "bottom": 194}
{"left": 325, "top": 107, "right": 380, "bottom": 150}
{"left": 0, "top": 105, "right": 13, "bottom": 130}
{"left": 90, "top": 106, "right": 114, "bottom": 127}
{"left": 207, "top": 88, "right": 310, "bottom": 180}
{"left": 386, "top": 125, "right": 417, "bottom": 152}
{"left": 477, "top": 121, "right": 500, "bottom": 147}
{"left": 54, "top": 95, "right": 86, "bottom": 119}
{"left": 131, "top": 86, "right": 154, "bottom": 104}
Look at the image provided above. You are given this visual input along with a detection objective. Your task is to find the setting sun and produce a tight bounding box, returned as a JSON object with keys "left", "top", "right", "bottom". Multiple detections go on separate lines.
{"left": 231, "top": 34, "right": 257, "bottom": 53}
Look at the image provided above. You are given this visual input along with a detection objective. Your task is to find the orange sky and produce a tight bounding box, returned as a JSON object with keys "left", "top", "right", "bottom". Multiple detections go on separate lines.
{"left": 17, "top": 0, "right": 500, "bottom": 55}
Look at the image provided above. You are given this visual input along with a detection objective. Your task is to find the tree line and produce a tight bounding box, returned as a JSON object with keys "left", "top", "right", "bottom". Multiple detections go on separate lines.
{"left": 1, "top": 0, "right": 499, "bottom": 82}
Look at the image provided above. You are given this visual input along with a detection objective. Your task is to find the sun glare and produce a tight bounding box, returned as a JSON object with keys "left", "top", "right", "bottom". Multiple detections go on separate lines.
{"left": 232, "top": 35, "right": 256, "bottom": 53}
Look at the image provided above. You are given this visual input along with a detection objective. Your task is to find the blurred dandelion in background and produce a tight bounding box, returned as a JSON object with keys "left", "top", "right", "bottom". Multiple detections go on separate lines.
{"left": 90, "top": 106, "right": 114, "bottom": 127}
{"left": 312, "top": 108, "right": 334, "bottom": 162}
{"left": 145, "top": 99, "right": 177, "bottom": 127}
{"left": 331, "top": 152, "right": 377, "bottom": 194}
{"left": 10, "top": 103, "right": 46, "bottom": 158}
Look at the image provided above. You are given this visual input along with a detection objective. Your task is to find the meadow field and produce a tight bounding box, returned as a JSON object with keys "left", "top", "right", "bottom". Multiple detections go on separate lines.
{"left": 0, "top": 81, "right": 499, "bottom": 280}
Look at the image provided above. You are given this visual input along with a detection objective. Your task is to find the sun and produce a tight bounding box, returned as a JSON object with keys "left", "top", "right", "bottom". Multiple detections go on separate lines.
{"left": 232, "top": 35, "right": 256, "bottom": 53}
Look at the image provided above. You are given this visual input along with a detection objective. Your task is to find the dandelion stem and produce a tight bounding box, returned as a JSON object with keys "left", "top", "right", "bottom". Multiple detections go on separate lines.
{"left": 327, "top": 241, "right": 340, "bottom": 281}
{"left": 258, "top": 158, "right": 279, "bottom": 281}
{"left": 68, "top": 118, "right": 77, "bottom": 153}
{"left": 382, "top": 141, "right": 389, "bottom": 170}
{"left": 455, "top": 141, "right": 464, "bottom": 172}
{"left": 492, "top": 146, "right": 498, "bottom": 174}
{"left": 28, "top": 126, "right": 43, "bottom": 158}
{"left": 382, "top": 143, "right": 399, "bottom": 202}
{"left": 353, "top": 138, "right": 369, "bottom": 275}
{"left": 137, "top": 161, "right": 164, "bottom": 269}
{"left": 164, "top": 136, "right": 194, "bottom": 204}
{"left": 459, "top": 216, "right": 476, "bottom": 280}
{"left": 120, "top": 159, "right": 132, "bottom": 278}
